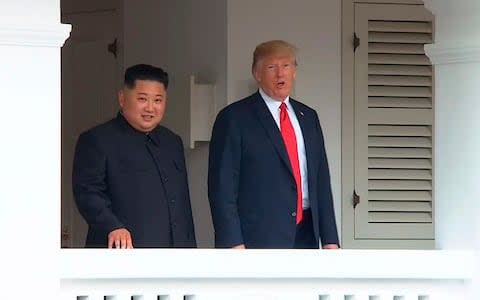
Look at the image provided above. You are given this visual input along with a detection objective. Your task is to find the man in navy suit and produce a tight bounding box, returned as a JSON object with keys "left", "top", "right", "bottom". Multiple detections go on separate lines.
{"left": 208, "top": 40, "right": 339, "bottom": 249}
{"left": 73, "top": 64, "right": 196, "bottom": 248}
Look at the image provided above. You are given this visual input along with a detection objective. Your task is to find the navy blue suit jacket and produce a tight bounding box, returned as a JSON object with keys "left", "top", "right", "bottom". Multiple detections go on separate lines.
{"left": 73, "top": 113, "right": 196, "bottom": 248}
{"left": 208, "top": 92, "right": 339, "bottom": 248}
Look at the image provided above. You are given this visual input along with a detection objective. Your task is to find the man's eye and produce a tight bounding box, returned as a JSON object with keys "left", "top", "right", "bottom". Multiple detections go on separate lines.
{"left": 267, "top": 65, "right": 275, "bottom": 70}
{"left": 138, "top": 97, "right": 147, "bottom": 102}
{"left": 155, "top": 98, "right": 163, "bottom": 103}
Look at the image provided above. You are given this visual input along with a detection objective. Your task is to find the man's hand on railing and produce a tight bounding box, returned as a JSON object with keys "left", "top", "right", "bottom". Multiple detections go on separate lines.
{"left": 322, "top": 244, "right": 339, "bottom": 249}
{"left": 108, "top": 228, "right": 133, "bottom": 249}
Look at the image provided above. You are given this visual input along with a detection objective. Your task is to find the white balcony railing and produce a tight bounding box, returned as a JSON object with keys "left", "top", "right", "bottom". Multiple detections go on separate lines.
{"left": 60, "top": 249, "right": 475, "bottom": 300}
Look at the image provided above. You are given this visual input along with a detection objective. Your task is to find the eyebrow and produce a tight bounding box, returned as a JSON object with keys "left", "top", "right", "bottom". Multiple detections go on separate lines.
{"left": 136, "top": 92, "right": 163, "bottom": 97}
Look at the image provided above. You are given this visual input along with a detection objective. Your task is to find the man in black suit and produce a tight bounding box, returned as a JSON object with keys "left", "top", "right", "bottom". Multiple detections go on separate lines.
{"left": 208, "top": 40, "right": 339, "bottom": 249}
{"left": 73, "top": 64, "right": 196, "bottom": 248}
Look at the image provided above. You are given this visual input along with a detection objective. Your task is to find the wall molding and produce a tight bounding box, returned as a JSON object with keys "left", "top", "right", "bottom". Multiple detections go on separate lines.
{"left": 0, "top": 23, "right": 71, "bottom": 47}
{"left": 425, "top": 42, "right": 480, "bottom": 65}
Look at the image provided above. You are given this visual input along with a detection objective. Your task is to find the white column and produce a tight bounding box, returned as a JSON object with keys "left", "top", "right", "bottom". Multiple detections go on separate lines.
{"left": 0, "top": 1, "right": 70, "bottom": 298}
{"left": 424, "top": 0, "right": 480, "bottom": 298}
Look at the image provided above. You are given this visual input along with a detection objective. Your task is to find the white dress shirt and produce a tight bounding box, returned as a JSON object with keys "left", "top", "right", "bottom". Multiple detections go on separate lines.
{"left": 259, "top": 88, "right": 310, "bottom": 209}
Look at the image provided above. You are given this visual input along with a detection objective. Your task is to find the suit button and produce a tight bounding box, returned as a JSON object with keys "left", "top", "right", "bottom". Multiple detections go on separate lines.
{"left": 164, "top": 177, "right": 169, "bottom": 182}
{"left": 170, "top": 198, "right": 175, "bottom": 204}
{"left": 291, "top": 212, "right": 297, "bottom": 217}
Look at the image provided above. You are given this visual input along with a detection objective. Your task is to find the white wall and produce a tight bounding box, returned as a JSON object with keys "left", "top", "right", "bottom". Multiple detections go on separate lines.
{"left": 434, "top": 63, "right": 480, "bottom": 250}
{"left": 424, "top": 0, "right": 480, "bottom": 251}
{"left": 424, "top": 0, "right": 480, "bottom": 295}
{"left": 227, "top": 0, "right": 343, "bottom": 231}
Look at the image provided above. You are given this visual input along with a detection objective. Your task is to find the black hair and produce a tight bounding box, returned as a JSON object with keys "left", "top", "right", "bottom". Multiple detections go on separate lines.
{"left": 123, "top": 64, "right": 169, "bottom": 89}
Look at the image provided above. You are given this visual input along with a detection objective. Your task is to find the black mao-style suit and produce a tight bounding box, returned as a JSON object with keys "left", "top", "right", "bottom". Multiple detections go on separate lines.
{"left": 72, "top": 113, "right": 196, "bottom": 248}
{"left": 208, "top": 91, "right": 339, "bottom": 248}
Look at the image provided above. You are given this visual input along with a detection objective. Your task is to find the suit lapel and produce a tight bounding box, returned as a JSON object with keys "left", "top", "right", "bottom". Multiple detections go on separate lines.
{"left": 250, "top": 92, "right": 294, "bottom": 176}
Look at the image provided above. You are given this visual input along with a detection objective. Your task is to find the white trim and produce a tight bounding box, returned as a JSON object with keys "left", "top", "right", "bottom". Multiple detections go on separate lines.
{"left": 60, "top": 249, "right": 474, "bottom": 280}
{"left": 425, "top": 42, "right": 480, "bottom": 65}
{"left": 0, "top": 23, "right": 71, "bottom": 47}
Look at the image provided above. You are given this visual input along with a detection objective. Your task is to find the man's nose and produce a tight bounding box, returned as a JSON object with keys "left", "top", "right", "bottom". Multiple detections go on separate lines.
{"left": 145, "top": 100, "right": 154, "bottom": 111}
{"left": 276, "top": 66, "right": 284, "bottom": 76}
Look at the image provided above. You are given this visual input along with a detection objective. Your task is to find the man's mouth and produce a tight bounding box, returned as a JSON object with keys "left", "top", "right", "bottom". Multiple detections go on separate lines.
{"left": 142, "top": 115, "right": 154, "bottom": 121}
{"left": 277, "top": 81, "right": 286, "bottom": 88}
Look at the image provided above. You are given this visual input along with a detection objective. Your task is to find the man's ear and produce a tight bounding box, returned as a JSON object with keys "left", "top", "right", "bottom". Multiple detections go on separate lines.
{"left": 118, "top": 89, "right": 125, "bottom": 108}
{"left": 252, "top": 68, "right": 260, "bottom": 83}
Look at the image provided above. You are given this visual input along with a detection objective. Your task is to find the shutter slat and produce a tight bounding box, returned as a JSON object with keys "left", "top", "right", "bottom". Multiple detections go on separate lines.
{"left": 369, "top": 147, "right": 432, "bottom": 158}
{"left": 369, "top": 190, "right": 431, "bottom": 201}
{"left": 369, "top": 201, "right": 432, "bottom": 212}
{"left": 369, "top": 125, "right": 431, "bottom": 136}
{"left": 369, "top": 65, "right": 432, "bottom": 76}
{"left": 369, "top": 169, "right": 432, "bottom": 180}
{"left": 369, "top": 136, "right": 432, "bottom": 147}
{"left": 368, "top": 108, "right": 433, "bottom": 125}
{"left": 369, "top": 158, "right": 432, "bottom": 169}
{"left": 369, "top": 32, "right": 433, "bottom": 44}
{"left": 369, "top": 86, "right": 432, "bottom": 97}
{"left": 369, "top": 179, "right": 432, "bottom": 190}
{"left": 369, "top": 21, "right": 432, "bottom": 33}
{"left": 369, "top": 212, "right": 432, "bottom": 223}
{"left": 369, "top": 42, "right": 426, "bottom": 54}
{"left": 369, "top": 75, "right": 431, "bottom": 87}
{"left": 369, "top": 54, "right": 431, "bottom": 65}
{"left": 369, "top": 97, "right": 432, "bottom": 108}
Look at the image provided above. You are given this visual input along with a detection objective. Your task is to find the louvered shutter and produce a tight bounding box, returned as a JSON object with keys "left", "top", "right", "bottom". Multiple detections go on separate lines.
{"left": 354, "top": 4, "right": 434, "bottom": 239}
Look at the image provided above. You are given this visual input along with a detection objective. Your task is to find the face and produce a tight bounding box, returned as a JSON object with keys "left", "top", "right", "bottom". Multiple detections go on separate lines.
{"left": 119, "top": 80, "right": 167, "bottom": 132}
{"left": 253, "top": 54, "right": 296, "bottom": 101}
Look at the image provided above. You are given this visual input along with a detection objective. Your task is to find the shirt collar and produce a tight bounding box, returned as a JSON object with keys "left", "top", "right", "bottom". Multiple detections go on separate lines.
{"left": 259, "top": 88, "right": 292, "bottom": 115}
{"left": 116, "top": 112, "right": 160, "bottom": 145}
{"left": 259, "top": 88, "right": 290, "bottom": 105}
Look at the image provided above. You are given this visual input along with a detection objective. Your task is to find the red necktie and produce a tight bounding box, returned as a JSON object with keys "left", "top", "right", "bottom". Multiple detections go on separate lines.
{"left": 279, "top": 102, "right": 303, "bottom": 224}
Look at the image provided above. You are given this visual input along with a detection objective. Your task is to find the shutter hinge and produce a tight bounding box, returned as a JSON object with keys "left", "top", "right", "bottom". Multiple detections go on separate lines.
{"left": 353, "top": 32, "right": 360, "bottom": 52}
{"left": 353, "top": 190, "right": 360, "bottom": 208}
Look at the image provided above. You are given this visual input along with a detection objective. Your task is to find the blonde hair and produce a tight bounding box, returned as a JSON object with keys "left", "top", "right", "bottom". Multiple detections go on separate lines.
{"left": 252, "top": 40, "right": 297, "bottom": 71}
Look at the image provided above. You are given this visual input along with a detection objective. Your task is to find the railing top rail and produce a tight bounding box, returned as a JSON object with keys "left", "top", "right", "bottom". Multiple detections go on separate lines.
{"left": 60, "top": 249, "right": 475, "bottom": 280}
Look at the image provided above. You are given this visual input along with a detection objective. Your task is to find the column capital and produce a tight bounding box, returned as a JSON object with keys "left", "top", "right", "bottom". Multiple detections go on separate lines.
{"left": 0, "top": 23, "right": 71, "bottom": 48}
{"left": 425, "top": 42, "right": 480, "bottom": 65}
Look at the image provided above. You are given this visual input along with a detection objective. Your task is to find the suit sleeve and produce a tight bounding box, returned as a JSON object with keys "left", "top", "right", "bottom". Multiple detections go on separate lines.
{"left": 72, "top": 131, "right": 124, "bottom": 236}
{"left": 208, "top": 108, "right": 243, "bottom": 248}
{"left": 314, "top": 112, "right": 340, "bottom": 246}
